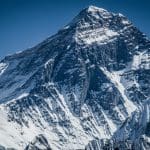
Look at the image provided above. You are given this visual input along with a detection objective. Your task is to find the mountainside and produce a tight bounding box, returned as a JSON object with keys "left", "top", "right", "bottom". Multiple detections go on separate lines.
{"left": 0, "top": 6, "right": 150, "bottom": 150}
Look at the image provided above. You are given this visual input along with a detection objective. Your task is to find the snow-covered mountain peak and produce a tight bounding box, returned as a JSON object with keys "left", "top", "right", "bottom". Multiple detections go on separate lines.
{"left": 0, "top": 5, "right": 149, "bottom": 150}
{"left": 68, "top": 5, "right": 131, "bottom": 28}
{"left": 63, "top": 6, "right": 132, "bottom": 46}
{"left": 86, "top": 5, "right": 110, "bottom": 16}
{"left": 68, "top": 5, "right": 113, "bottom": 27}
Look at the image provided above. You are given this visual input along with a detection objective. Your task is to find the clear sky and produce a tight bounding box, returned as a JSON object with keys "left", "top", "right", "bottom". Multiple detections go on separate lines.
{"left": 0, "top": 0, "right": 150, "bottom": 59}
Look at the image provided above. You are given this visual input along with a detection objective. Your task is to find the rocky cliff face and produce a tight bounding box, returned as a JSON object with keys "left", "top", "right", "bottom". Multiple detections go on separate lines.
{"left": 0, "top": 5, "right": 149, "bottom": 150}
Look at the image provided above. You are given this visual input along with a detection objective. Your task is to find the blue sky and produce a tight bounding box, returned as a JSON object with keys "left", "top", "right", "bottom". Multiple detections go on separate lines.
{"left": 0, "top": 0, "right": 150, "bottom": 59}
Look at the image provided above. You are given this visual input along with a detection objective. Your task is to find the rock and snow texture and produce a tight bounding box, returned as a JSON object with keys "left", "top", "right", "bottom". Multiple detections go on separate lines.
{"left": 25, "top": 134, "right": 52, "bottom": 150}
{"left": 0, "top": 5, "right": 150, "bottom": 150}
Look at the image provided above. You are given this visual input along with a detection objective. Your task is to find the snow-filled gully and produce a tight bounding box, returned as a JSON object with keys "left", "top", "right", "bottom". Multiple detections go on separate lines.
{"left": 100, "top": 67, "right": 137, "bottom": 116}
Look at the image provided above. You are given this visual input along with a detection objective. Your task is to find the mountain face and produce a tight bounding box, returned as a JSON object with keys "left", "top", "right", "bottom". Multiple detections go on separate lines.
{"left": 0, "top": 5, "right": 150, "bottom": 150}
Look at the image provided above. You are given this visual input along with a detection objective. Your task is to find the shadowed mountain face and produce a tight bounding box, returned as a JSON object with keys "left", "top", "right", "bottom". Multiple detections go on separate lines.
{"left": 0, "top": 5, "right": 149, "bottom": 150}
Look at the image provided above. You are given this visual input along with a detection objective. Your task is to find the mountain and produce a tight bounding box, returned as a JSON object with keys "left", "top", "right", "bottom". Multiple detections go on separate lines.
{"left": 0, "top": 5, "right": 149, "bottom": 150}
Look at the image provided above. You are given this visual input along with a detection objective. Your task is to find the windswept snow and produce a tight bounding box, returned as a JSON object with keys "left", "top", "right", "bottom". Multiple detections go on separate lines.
{"left": 87, "top": 6, "right": 107, "bottom": 13}
{"left": 0, "top": 73, "right": 35, "bottom": 102}
{"left": 6, "top": 93, "right": 29, "bottom": 104}
{"left": 75, "top": 28, "right": 118, "bottom": 45}
{"left": 0, "top": 106, "right": 25, "bottom": 149}
{"left": 0, "top": 63, "right": 8, "bottom": 76}
{"left": 87, "top": 6, "right": 112, "bottom": 19}
{"left": 100, "top": 67, "right": 137, "bottom": 116}
{"left": 81, "top": 104, "right": 110, "bottom": 139}
{"left": 132, "top": 51, "right": 150, "bottom": 70}
{"left": 121, "top": 20, "right": 130, "bottom": 25}
{"left": 101, "top": 109, "right": 117, "bottom": 134}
